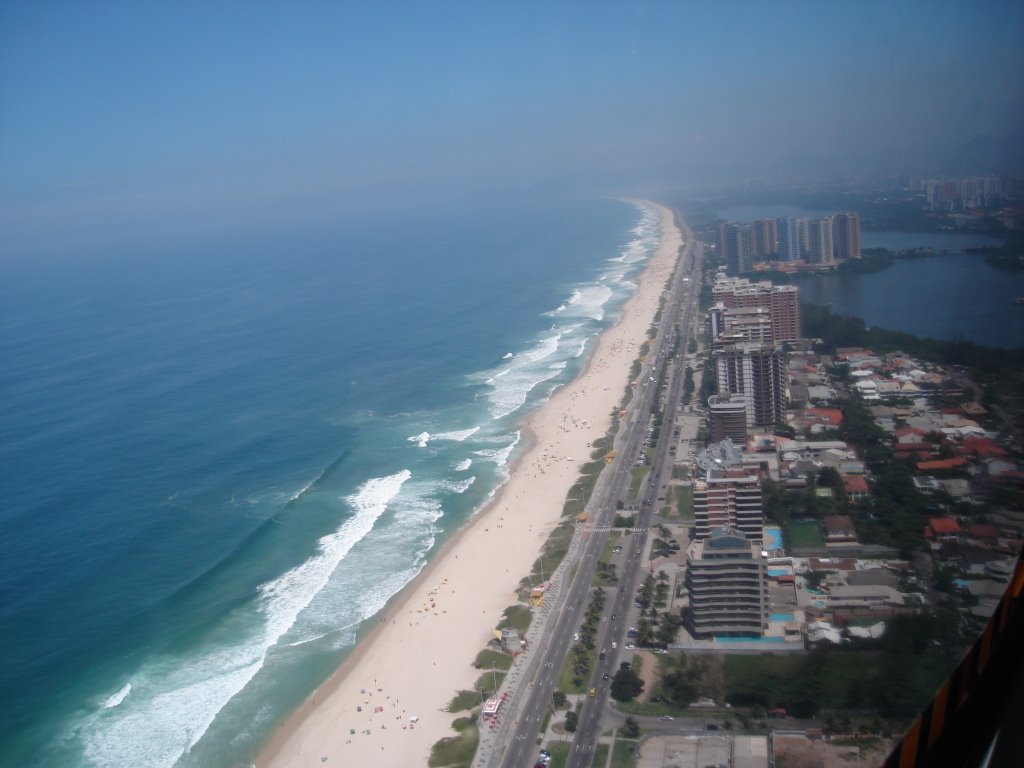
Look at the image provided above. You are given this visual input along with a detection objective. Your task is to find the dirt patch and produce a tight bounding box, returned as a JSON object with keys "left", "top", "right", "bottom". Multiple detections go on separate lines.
{"left": 633, "top": 651, "right": 660, "bottom": 702}
{"left": 774, "top": 734, "right": 895, "bottom": 768}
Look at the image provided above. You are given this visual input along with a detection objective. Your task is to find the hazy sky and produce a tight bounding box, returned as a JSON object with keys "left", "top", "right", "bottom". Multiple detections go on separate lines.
{"left": 2, "top": 1, "right": 1022, "bottom": 255}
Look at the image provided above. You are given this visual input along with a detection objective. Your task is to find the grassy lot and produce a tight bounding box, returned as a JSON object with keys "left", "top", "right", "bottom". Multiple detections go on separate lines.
{"left": 427, "top": 721, "right": 478, "bottom": 768}
{"left": 446, "top": 689, "right": 480, "bottom": 713}
{"left": 547, "top": 742, "right": 572, "bottom": 768}
{"left": 593, "top": 532, "right": 622, "bottom": 587}
{"left": 497, "top": 604, "right": 532, "bottom": 634}
{"left": 724, "top": 647, "right": 954, "bottom": 718}
{"left": 527, "top": 520, "right": 575, "bottom": 584}
{"left": 788, "top": 519, "right": 825, "bottom": 548}
{"left": 629, "top": 466, "right": 650, "bottom": 497}
{"left": 556, "top": 647, "right": 597, "bottom": 694}
{"left": 473, "top": 649, "right": 513, "bottom": 671}
{"left": 473, "top": 671, "right": 505, "bottom": 696}
{"left": 675, "top": 484, "right": 693, "bottom": 521}
{"left": 592, "top": 744, "right": 609, "bottom": 767}
{"left": 611, "top": 739, "right": 639, "bottom": 768}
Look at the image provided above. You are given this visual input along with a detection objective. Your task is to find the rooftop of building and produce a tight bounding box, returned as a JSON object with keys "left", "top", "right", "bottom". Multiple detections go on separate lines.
{"left": 929, "top": 517, "right": 962, "bottom": 535}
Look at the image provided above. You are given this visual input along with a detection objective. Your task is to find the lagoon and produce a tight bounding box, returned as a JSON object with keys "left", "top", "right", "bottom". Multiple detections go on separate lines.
{"left": 714, "top": 205, "right": 1022, "bottom": 349}
{"left": 794, "top": 252, "right": 1024, "bottom": 349}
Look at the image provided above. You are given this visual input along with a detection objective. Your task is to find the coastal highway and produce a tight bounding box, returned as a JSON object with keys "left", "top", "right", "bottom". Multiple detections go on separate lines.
{"left": 564, "top": 218, "right": 701, "bottom": 768}
{"left": 487, "top": 216, "right": 700, "bottom": 768}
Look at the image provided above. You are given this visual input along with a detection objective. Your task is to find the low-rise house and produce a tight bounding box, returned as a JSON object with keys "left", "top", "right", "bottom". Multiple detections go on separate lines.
{"left": 961, "top": 436, "right": 1008, "bottom": 459}
{"left": 846, "top": 569, "right": 898, "bottom": 588}
{"left": 927, "top": 517, "right": 962, "bottom": 541}
{"left": 829, "top": 585, "right": 905, "bottom": 610}
{"left": 823, "top": 515, "right": 859, "bottom": 544}
{"left": 843, "top": 474, "right": 869, "bottom": 501}
{"left": 917, "top": 457, "right": 968, "bottom": 473}
{"left": 807, "top": 557, "right": 856, "bottom": 573}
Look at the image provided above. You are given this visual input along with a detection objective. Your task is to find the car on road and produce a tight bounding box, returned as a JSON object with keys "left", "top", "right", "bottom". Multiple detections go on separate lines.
{"left": 588, "top": 687, "right": 597, "bottom": 698}
{"left": 660, "top": 715, "right": 674, "bottom": 721}
{"left": 624, "top": 642, "right": 636, "bottom": 650}
{"left": 706, "top": 723, "right": 719, "bottom": 730}
{"left": 603, "top": 673, "right": 610, "bottom": 680}
{"left": 611, "top": 641, "right": 617, "bottom": 649}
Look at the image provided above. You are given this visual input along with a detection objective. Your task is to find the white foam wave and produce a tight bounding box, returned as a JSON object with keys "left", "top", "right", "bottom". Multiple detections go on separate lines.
{"left": 442, "top": 476, "right": 476, "bottom": 494}
{"left": 80, "top": 470, "right": 410, "bottom": 768}
{"left": 407, "top": 431, "right": 431, "bottom": 448}
{"left": 486, "top": 363, "right": 563, "bottom": 419}
{"left": 433, "top": 426, "right": 480, "bottom": 442}
{"left": 454, "top": 458, "right": 472, "bottom": 471}
{"left": 473, "top": 432, "right": 520, "bottom": 467}
{"left": 524, "top": 333, "right": 561, "bottom": 363}
{"left": 557, "top": 285, "right": 612, "bottom": 321}
{"left": 502, "top": 352, "right": 513, "bottom": 359}
{"left": 101, "top": 684, "right": 131, "bottom": 710}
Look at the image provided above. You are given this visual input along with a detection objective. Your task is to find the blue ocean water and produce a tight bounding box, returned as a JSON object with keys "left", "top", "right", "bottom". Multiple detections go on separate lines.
{"left": 0, "top": 195, "right": 661, "bottom": 768}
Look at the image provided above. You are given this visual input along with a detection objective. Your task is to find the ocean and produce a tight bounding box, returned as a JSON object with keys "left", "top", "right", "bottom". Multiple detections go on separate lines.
{"left": 0, "top": 195, "right": 661, "bottom": 768}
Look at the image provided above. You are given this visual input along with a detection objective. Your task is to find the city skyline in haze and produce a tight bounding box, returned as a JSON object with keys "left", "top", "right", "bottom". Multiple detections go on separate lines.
{"left": 2, "top": 1, "right": 1022, "bottom": 257}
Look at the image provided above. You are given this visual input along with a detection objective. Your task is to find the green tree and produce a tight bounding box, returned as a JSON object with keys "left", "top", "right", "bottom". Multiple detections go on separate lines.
{"left": 565, "top": 710, "right": 578, "bottom": 733}
{"left": 610, "top": 668, "right": 645, "bottom": 702}
{"left": 552, "top": 690, "right": 567, "bottom": 709}
{"left": 620, "top": 716, "right": 641, "bottom": 738}
{"left": 657, "top": 612, "right": 681, "bottom": 646}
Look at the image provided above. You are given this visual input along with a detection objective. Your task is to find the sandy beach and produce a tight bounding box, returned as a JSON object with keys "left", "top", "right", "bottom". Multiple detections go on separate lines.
{"left": 257, "top": 200, "right": 682, "bottom": 768}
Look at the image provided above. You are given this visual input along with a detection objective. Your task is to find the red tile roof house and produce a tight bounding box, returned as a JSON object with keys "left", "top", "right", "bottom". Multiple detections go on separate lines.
{"left": 917, "top": 457, "right": 968, "bottom": 472}
{"left": 961, "top": 436, "right": 1008, "bottom": 459}
{"left": 926, "top": 517, "right": 962, "bottom": 542}
{"left": 893, "top": 426, "right": 931, "bottom": 452}
{"left": 804, "top": 408, "right": 844, "bottom": 428}
{"left": 842, "top": 474, "right": 870, "bottom": 501}
{"left": 966, "top": 523, "right": 1000, "bottom": 542}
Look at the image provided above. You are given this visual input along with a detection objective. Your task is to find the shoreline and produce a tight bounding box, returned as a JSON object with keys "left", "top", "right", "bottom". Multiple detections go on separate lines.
{"left": 256, "top": 199, "right": 683, "bottom": 768}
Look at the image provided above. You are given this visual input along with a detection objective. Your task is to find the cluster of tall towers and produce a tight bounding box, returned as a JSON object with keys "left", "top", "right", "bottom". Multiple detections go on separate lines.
{"left": 718, "top": 212, "right": 860, "bottom": 274}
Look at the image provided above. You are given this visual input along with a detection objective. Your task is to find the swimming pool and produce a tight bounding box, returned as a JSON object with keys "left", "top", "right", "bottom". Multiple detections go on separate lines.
{"left": 767, "top": 568, "right": 791, "bottom": 577}
{"left": 763, "top": 527, "right": 784, "bottom": 551}
{"left": 769, "top": 613, "right": 795, "bottom": 622}
{"left": 713, "top": 635, "right": 787, "bottom": 643}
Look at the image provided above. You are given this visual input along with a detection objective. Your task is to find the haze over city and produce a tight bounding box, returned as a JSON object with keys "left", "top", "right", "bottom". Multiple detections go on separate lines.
{"left": 2, "top": 1, "right": 1023, "bottom": 258}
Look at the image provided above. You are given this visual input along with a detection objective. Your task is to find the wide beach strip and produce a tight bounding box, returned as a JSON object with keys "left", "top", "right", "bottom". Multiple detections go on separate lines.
{"left": 258, "top": 200, "right": 683, "bottom": 768}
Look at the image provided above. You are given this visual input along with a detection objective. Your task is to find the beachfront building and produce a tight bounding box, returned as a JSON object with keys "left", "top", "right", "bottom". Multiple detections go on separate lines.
{"left": 718, "top": 222, "right": 753, "bottom": 275}
{"left": 713, "top": 343, "right": 787, "bottom": 428}
{"left": 684, "top": 527, "right": 769, "bottom": 638}
{"left": 708, "top": 393, "right": 748, "bottom": 442}
{"left": 692, "top": 439, "right": 764, "bottom": 543}
{"left": 708, "top": 304, "right": 774, "bottom": 345}
{"left": 712, "top": 276, "right": 800, "bottom": 343}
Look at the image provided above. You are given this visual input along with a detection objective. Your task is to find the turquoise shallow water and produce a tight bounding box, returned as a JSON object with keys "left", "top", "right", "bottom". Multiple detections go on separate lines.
{"left": 0, "top": 194, "right": 660, "bottom": 768}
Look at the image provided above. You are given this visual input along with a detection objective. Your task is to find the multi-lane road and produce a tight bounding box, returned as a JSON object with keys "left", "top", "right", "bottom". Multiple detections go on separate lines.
{"left": 484, "top": 215, "right": 702, "bottom": 768}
